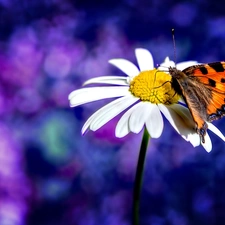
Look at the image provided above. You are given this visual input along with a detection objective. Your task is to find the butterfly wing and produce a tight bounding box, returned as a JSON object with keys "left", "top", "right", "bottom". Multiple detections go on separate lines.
{"left": 170, "top": 62, "right": 225, "bottom": 143}
{"left": 183, "top": 61, "right": 225, "bottom": 121}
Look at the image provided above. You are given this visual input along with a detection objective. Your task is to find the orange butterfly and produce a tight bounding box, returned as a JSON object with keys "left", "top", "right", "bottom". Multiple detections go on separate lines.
{"left": 169, "top": 62, "right": 225, "bottom": 143}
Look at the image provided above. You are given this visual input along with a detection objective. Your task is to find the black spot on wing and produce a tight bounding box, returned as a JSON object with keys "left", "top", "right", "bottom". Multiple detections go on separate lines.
{"left": 199, "top": 67, "right": 208, "bottom": 75}
{"left": 208, "top": 78, "right": 216, "bottom": 87}
{"left": 209, "top": 62, "right": 225, "bottom": 72}
{"left": 221, "top": 78, "right": 225, "bottom": 83}
{"left": 222, "top": 104, "right": 225, "bottom": 111}
{"left": 208, "top": 104, "right": 225, "bottom": 121}
{"left": 217, "top": 109, "right": 223, "bottom": 116}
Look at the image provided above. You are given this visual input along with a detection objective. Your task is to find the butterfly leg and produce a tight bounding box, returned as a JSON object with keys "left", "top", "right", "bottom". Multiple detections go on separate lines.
{"left": 196, "top": 122, "right": 208, "bottom": 144}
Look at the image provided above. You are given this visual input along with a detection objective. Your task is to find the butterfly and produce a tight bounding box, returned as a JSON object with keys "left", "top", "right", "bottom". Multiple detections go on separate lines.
{"left": 169, "top": 62, "right": 225, "bottom": 143}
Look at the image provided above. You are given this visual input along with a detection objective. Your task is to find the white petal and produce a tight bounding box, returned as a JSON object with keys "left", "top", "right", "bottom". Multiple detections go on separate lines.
{"left": 108, "top": 59, "right": 140, "bottom": 78}
{"left": 145, "top": 104, "right": 163, "bottom": 138}
{"left": 158, "top": 57, "right": 175, "bottom": 70}
{"left": 115, "top": 102, "right": 142, "bottom": 137}
{"left": 129, "top": 102, "right": 150, "bottom": 134}
{"left": 164, "top": 57, "right": 170, "bottom": 63}
{"left": 135, "top": 48, "right": 154, "bottom": 71}
{"left": 176, "top": 61, "right": 199, "bottom": 71}
{"left": 82, "top": 95, "right": 135, "bottom": 134}
{"left": 158, "top": 104, "right": 199, "bottom": 144}
{"left": 166, "top": 104, "right": 219, "bottom": 149}
{"left": 82, "top": 95, "right": 139, "bottom": 133}
{"left": 188, "top": 133, "right": 201, "bottom": 147}
{"left": 201, "top": 133, "right": 212, "bottom": 152}
{"left": 83, "top": 76, "right": 128, "bottom": 86}
{"left": 90, "top": 97, "right": 138, "bottom": 131}
{"left": 158, "top": 104, "right": 182, "bottom": 134}
{"left": 168, "top": 104, "right": 194, "bottom": 126}
{"left": 69, "top": 86, "right": 129, "bottom": 107}
{"left": 158, "top": 58, "right": 199, "bottom": 72}
{"left": 207, "top": 122, "right": 225, "bottom": 141}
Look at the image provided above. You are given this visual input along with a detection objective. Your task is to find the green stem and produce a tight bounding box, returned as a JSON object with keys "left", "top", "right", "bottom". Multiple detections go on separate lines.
{"left": 132, "top": 128, "right": 150, "bottom": 225}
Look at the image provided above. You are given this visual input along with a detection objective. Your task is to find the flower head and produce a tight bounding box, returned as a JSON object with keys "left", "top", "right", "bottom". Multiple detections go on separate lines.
{"left": 69, "top": 48, "right": 225, "bottom": 152}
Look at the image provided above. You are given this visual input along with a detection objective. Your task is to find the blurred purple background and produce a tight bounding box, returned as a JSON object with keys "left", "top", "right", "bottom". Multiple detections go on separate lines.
{"left": 1, "top": 0, "right": 225, "bottom": 225}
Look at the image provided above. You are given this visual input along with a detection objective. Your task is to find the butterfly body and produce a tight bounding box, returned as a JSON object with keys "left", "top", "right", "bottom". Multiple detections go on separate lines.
{"left": 169, "top": 62, "right": 225, "bottom": 143}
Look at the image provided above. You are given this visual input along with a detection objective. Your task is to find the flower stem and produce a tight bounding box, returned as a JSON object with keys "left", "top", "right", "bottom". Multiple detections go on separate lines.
{"left": 133, "top": 128, "right": 150, "bottom": 225}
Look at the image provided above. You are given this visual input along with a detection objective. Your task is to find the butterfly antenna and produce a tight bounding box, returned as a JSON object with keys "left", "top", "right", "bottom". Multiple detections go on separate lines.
{"left": 172, "top": 28, "right": 177, "bottom": 64}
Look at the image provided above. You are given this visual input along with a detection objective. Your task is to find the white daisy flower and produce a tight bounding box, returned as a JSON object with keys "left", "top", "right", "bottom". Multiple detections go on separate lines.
{"left": 69, "top": 48, "right": 225, "bottom": 152}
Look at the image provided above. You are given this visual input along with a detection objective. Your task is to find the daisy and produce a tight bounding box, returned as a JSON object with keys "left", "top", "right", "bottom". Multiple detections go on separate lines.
{"left": 69, "top": 48, "right": 225, "bottom": 152}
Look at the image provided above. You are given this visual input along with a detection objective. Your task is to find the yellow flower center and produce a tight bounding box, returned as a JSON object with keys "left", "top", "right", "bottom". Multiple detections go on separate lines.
{"left": 129, "top": 69, "right": 180, "bottom": 105}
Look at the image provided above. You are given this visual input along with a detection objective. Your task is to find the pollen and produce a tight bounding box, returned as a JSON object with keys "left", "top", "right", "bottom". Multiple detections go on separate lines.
{"left": 129, "top": 69, "right": 180, "bottom": 105}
